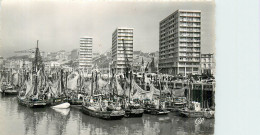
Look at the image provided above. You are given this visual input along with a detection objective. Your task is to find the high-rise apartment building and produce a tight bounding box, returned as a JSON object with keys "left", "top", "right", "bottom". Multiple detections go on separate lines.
{"left": 112, "top": 27, "right": 134, "bottom": 73}
{"left": 159, "top": 10, "right": 201, "bottom": 75}
{"left": 79, "top": 37, "right": 92, "bottom": 69}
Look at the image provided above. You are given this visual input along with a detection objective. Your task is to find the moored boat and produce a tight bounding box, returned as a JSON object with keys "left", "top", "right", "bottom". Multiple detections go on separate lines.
{"left": 81, "top": 101, "right": 125, "bottom": 120}
{"left": 52, "top": 102, "right": 70, "bottom": 109}
{"left": 124, "top": 103, "right": 144, "bottom": 117}
{"left": 166, "top": 97, "right": 187, "bottom": 112}
{"left": 1, "top": 70, "right": 20, "bottom": 95}
{"left": 179, "top": 102, "right": 214, "bottom": 118}
{"left": 144, "top": 103, "right": 169, "bottom": 115}
{"left": 81, "top": 71, "right": 125, "bottom": 120}
{"left": 17, "top": 96, "right": 47, "bottom": 108}
{"left": 17, "top": 40, "right": 47, "bottom": 108}
{"left": 1, "top": 85, "right": 19, "bottom": 95}
{"left": 121, "top": 71, "right": 144, "bottom": 118}
{"left": 144, "top": 75, "right": 169, "bottom": 115}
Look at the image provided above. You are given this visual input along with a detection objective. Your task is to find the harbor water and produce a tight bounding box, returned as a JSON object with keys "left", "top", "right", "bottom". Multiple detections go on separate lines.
{"left": 0, "top": 94, "right": 214, "bottom": 135}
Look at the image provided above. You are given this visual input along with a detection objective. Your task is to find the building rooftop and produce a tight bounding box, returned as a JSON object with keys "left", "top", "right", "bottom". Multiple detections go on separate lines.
{"left": 80, "top": 36, "right": 92, "bottom": 39}
{"left": 160, "top": 9, "right": 201, "bottom": 23}
{"left": 117, "top": 27, "right": 134, "bottom": 30}
{"left": 178, "top": 9, "right": 201, "bottom": 12}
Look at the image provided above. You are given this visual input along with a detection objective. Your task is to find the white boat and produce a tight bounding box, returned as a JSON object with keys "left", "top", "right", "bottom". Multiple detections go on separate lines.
{"left": 51, "top": 102, "right": 70, "bottom": 109}
{"left": 52, "top": 108, "right": 70, "bottom": 115}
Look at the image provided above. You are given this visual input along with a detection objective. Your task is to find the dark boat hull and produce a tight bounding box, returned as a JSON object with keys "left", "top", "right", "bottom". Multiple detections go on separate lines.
{"left": 179, "top": 110, "right": 204, "bottom": 118}
{"left": 81, "top": 106, "right": 125, "bottom": 120}
{"left": 1, "top": 88, "right": 19, "bottom": 95}
{"left": 124, "top": 109, "right": 144, "bottom": 118}
{"left": 68, "top": 99, "right": 83, "bottom": 105}
{"left": 46, "top": 97, "right": 68, "bottom": 106}
{"left": 17, "top": 97, "right": 47, "bottom": 108}
{"left": 145, "top": 108, "right": 169, "bottom": 115}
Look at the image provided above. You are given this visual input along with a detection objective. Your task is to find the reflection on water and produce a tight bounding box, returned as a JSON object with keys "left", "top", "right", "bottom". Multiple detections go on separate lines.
{"left": 0, "top": 94, "right": 214, "bottom": 135}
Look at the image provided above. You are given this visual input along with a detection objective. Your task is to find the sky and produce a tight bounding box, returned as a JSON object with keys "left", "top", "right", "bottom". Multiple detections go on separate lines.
{"left": 0, "top": 0, "right": 215, "bottom": 58}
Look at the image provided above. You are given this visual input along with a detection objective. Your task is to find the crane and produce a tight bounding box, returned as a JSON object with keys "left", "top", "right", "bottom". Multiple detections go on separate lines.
{"left": 145, "top": 62, "right": 150, "bottom": 72}
{"left": 122, "top": 39, "right": 131, "bottom": 78}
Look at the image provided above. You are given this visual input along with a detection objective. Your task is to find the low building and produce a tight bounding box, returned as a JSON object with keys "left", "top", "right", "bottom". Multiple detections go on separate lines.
{"left": 71, "top": 49, "right": 79, "bottom": 61}
{"left": 201, "top": 53, "right": 215, "bottom": 75}
{"left": 45, "top": 61, "right": 61, "bottom": 69}
{"left": 0, "top": 56, "right": 4, "bottom": 69}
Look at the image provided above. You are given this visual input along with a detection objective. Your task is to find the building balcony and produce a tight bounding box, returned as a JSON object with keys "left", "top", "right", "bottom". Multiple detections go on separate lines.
{"left": 180, "top": 34, "right": 198, "bottom": 37}
{"left": 193, "top": 49, "right": 200, "bottom": 52}
{"left": 193, "top": 29, "right": 200, "bottom": 32}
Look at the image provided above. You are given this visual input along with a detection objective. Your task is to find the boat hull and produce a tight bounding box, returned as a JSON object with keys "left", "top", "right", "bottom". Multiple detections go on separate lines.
{"left": 68, "top": 99, "right": 83, "bottom": 105}
{"left": 17, "top": 97, "right": 47, "bottom": 108}
{"left": 145, "top": 108, "right": 169, "bottom": 115}
{"left": 52, "top": 102, "right": 70, "bottom": 109}
{"left": 203, "top": 110, "right": 215, "bottom": 119}
{"left": 47, "top": 97, "right": 68, "bottom": 106}
{"left": 124, "top": 109, "right": 144, "bottom": 118}
{"left": 1, "top": 88, "right": 19, "bottom": 95}
{"left": 179, "top": 110, "right": 204, "bottom": 118}
{"left": 81, "top": 106, "right": 125, "bottom": 120}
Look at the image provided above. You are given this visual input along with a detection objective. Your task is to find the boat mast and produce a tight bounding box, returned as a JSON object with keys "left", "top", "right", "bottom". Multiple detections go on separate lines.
{"left": 79, "top": 70, "right": 82, "bottom": 93}
{"left": 188, "top": 79, "right": 191, "bottom": 109}
{"left": 33, "top": 40, "right": 39, "bottom": 95}
{"left": 91, "top": 71, "right": 94, "bottom": 97}
{"left": 122, "top": 39, "right": 131, "bottom": 103}
{"left": 65, "top": 71, "right": 68, "bottom": 93}
{"left": 129, "top": 70, "right": 132, "bottom": 103}
{"left": 95, "top": 71, "right": 98, "bottom": 95}
{"left": 110, "top": 69, "right": 115, "bottom": 99}
{"left": 10, "top": 68, "right": 13, "bottom": 85}
{"left": 159, "top": 75, "right": 162, "bottom": 109}
{"left": 201, "top": 83, "right": 204, "bottom": 108}
{"left": 60, "top": 69, "right": 64, "bottom": 96}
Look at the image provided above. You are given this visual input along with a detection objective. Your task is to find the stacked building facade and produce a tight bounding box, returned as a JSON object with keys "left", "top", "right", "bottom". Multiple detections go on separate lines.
{"left": 159, "top": 10, "right": 201, "bottom": 75}
{"left": 201, "top": 53, "right": 215, "bottom": 75}
{"left": 112, "top": 27, "right": 134, "bottom": 73}
{"left": 79, "top": 37, "right": 93, "bottom": 69}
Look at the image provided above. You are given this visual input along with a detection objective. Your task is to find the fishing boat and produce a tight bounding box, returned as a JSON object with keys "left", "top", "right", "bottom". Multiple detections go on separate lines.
{"left": 81, "top": 71, "right": 125, "bottom": 120}
{"left": 144, "top": 75, "right": 169, "bottom": 115}
{"left": 179, "top": 80, "right": 215, "bottom": 118}
{"left": 179, "top": 101, "right": 214, "bottom": 118}
{"left": 17, "top": 79, "right": 47, "bottom": 108}
{"left": 144, "top": 100, "right": 170, "bottom": 115}
{"left": 179, "top": 101, "right": 204, "bottom": 118}
{"left": 166, "top": 96, "right": 187, "bottom": 112}
{"left": 67, "top": 71, "right": 83, "bottom": 105}
{"left": 1, "top": 84, "right": 19, "bottom": 95}
{"left": 123, "top": 72, "right": 144, "bottom": 118}
{"left": 46, "top": 69, "right": 70, "bottom": 108}
{"left": 82, "top": 96, "right": 125, "bottom": 120}
{"left": 1, "top": 70, "right": 19, "bottom": 95}
{"left": 119, "top": 39, "right": 144, "bottom": 118}
{"left": 124, "top": 102, "right": 144, "bottom": 117}
{"left": 68, "top": 93, "right": 83, "bottom": 105}
{"left": 17, "top": 40, "right": 47, "bottom": 108}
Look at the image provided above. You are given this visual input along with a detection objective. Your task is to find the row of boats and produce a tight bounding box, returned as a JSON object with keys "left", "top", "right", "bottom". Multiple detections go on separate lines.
{"left": 0, "top": 42, "right": 215, "bottom": 120}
